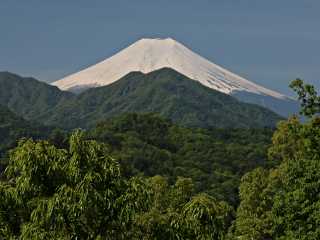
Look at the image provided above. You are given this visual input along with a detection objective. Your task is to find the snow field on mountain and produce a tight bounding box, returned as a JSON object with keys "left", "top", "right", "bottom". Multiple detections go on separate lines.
{"left": 51, "top": 38, "right": 290, "bottom": 100}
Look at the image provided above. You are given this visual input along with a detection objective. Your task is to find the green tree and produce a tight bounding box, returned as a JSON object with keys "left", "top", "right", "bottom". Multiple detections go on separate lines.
{"left": 129, "top": 175, "right": 233, "bottom": 239}
{"left": 180, "top": 193, "right": 232, "bottom": 239}
{"left": 233, "top": 166, "right": 285, "bottom": 239}
{"left": 289, "top": 78, "right": 320, "bottom": 118}
{"left": 233, "top": 80, "right": 320, "bottom": 239}
{"left": 0, "top": 130, "right": 149, "bottom": 239}
{"left": 268, "top": 115, "right": 320, "bottom": 239}
{"left": 233, "top": 114, "right": 320, "bottom": 240}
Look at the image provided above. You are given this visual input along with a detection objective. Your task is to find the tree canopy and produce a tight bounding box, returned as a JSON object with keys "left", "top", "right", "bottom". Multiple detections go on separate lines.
{"left": 233, "top": 80, "right": 320, "bottom": 239}
{"left": 0, "top": 130, "right": 232, "bottom": 239}
{"left": 289, "top": 78, "right": 320, "bottom": 118}
{"left": 2, "top": 77, "right": 320, "bottom": 239}
{"left": 0, "top": 130, "right": 149, "bottom": 239}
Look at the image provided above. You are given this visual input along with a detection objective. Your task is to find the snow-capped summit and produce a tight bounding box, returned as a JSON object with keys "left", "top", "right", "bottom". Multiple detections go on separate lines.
{"left": 51, "top": 38, "right": 289, "bottom": 100}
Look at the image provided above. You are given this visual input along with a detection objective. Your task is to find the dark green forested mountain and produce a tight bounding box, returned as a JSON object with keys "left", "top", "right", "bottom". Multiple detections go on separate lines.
{"left": 87, "top": 112, "right": 280, "bottom": 206}
{"left": 0, "top": 110, "right": 279, "bottom": 237}
{"left": 0, "top": 71, "right": 75, "bottom": 120}
{"left": 1, "top": 78, "right": 318, "bottom": 239}
{"left": 33, "top": 68, "right": 285, "bottom": 130}
{"left": 0, "top": 106, "right": 279, "bottom": 206}
{"left": 0, "top": 104, "right": 66, "bottom": 176}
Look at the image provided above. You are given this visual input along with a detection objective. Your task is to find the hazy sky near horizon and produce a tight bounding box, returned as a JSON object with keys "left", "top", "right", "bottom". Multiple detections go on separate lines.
{"left": 1, "top": 0, "right": 319, "bottom": 98}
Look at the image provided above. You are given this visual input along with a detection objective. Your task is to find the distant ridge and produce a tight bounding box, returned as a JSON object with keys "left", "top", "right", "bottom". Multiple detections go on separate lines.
{"left": 0, "top": 71, "right": 75, "bottom": 120}
{"left": 40, "top": 68, "right": 285, "bottom": 130}
{"left": 0, "top": 103, "right": 61, "bottom": 171}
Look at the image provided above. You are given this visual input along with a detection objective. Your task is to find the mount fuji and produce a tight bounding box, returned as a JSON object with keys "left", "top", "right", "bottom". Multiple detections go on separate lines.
{"left": 51, "top": 38, "right": 300, "bottom": 118}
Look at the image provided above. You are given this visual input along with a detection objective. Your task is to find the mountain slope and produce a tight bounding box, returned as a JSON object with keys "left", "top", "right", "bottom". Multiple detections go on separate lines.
{"left": 37, "top": 68, "right": 285, "bottom": 130}
{"left": 0, "top": 72, "right": 75, "bottom": 120}
{"left": 88, "top": 111, "right": 279, "bottom": 206}
{"left": 51, "top": 38, "right": 286, "bottom": 98}
{"left": 0, "top": 104, "right": 58, "bottom": 146}
{"left": 0, "top": 104, "right": 63, "bottom": 175}
{"left": 51, "top": 38, "right": 301, "bottom": 118}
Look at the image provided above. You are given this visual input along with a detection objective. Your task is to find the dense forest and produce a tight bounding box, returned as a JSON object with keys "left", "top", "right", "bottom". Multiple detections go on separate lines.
{"left": 0, "top": 107, "right": 278, "bottom": 206}
{"left": 0, "top": 104, "right": 67, "bottom": 178}
{"left": 87, "top": 112, "right": 279, "bottom": 206}
{"left": 1, "top": 78, "right": 320, "bottom": 239}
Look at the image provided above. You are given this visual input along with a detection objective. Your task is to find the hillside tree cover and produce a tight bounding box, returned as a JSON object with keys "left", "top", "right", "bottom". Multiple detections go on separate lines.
{"left": 88, "top": 112, "right": 278, "bottom": 206}
{"left": 1, "top": 69, "right": 284, "bottom": 130}
{"left": 232, "top": 79, "right": 320, "bottom": 239}
{"left": 0, "top": 130, "right": 232, "bottom": 239}
{"left": 0, "top": 104, "right": 65, "bottom": 179}
{"left": 0, "top": 130, "right": 149, "bottom": 239}
{"left": 0, "top": 109, "right": 279, "bottom": 208}
{"left": 1, "top": 77, "right": 319, "bottom": 239}
{"left": 0, "top": 71, "right": 75, "bottom": 120}
{"left": 127, "top": 175, "right": 233, "bottom": 239}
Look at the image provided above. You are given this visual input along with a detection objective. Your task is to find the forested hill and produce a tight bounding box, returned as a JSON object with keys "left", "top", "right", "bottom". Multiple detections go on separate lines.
{"left": 0, "top": 107, "right": 279, "bottom": 205}
{"left": 87, "top": 112, "right": 280, "bottom": 206}
{"left": 35, "top": 68, "right": 285, "bottom": 130}
{"left": 0, "top": 71, "right": 75, "bottom": 120}
{"left": 1, "top": 79, "right": 319, "bottom": 239}
{"left": 0, "top": 104, "right": 66, "bottom": 177}
{"left": 0, "top": 104, "right": 280, "bottom": 205}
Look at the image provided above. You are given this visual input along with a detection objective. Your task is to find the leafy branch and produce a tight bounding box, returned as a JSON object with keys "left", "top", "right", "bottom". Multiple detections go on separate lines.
{"left": 289, "top": 78, "right": 320, "bottom": 118}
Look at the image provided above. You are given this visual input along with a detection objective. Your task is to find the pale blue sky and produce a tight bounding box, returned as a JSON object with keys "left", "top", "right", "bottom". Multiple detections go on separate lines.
{"left": 1, "top": 0, "right": 319, "bottom": 97}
